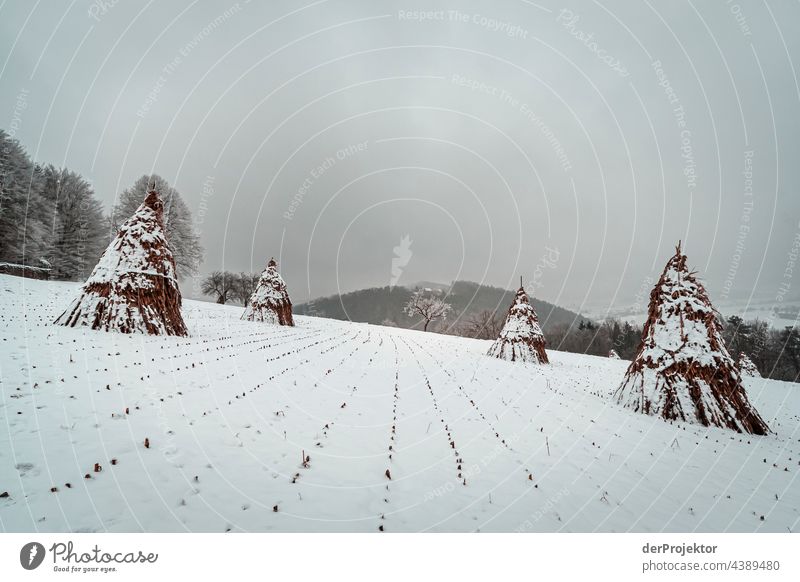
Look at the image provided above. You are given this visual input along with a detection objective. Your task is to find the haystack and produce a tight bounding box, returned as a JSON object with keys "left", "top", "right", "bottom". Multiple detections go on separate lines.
{"left": 242, "top": 258, "right": 294, "bottom": 326}
{"left": 54, "top": 188, "right": 187, "bottom": 335}
{"left": 737, "top": 352, "right": 761, "bottom": 378}
{"left": 487, "top": 283, "right": 548, "bottom": 364}
{"left": 614, "top": 244, "right": 769, "bottom": 434}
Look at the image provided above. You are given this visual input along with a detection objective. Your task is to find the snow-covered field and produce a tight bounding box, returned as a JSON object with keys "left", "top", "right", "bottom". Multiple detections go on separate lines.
{"left": 1, "top": 274, "right": 798, "bottom": 532}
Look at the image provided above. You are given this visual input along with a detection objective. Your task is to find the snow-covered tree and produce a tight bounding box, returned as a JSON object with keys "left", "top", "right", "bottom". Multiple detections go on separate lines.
{"left": 39, "top": 165, "right": 108, "bottom": 280}
{"left": 112, "top": 174, "right": 202, "bottom": 277}
{"left": 242, "top": 258, "right": 294, "bottom": 325}
{"left": 54, "top": 187, "right": 188, "bottom": 336}
{"left": 404, "top": 288, "right": 451, "bottom": 332}
{"left": 487, "top": 284, "right": 548, "bottom": 364}
{"left": 0, "top": 130, "right": 48, "bottom": 264}
{"left": 614, "top": 243, "right": 769, "bottom": 435}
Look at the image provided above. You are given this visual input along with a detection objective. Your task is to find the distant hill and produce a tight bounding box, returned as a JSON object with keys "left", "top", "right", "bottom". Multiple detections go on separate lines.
{"left": 295, "top": 280, "right": 586, "bottom": 333}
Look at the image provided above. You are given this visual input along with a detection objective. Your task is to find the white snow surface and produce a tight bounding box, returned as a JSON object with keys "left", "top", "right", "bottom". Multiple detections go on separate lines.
{"left": 1, "top": 275, "right": 799, "bottom": 532}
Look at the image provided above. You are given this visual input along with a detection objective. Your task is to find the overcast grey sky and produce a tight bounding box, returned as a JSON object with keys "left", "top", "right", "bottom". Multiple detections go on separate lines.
{"left": 2, "top": 0, "right": 799, "bottom": 313}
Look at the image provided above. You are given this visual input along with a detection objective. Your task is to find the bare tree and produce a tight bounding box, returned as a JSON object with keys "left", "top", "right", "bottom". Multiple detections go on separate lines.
{"left": 460, "top": 309, "right": 503, "bottom": 340}
{"left": 201, "top": 271, "right": 235, "bottom": 304}
{"left": 404, "top": 289, "right": 451, "bottom": 332}
{"left": 231, "top": 271, "right": 260, "bottom": 306}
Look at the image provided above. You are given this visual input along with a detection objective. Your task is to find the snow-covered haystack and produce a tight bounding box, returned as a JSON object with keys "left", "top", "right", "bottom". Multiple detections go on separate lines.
{"left": 608, "top": 349, "right": 621, "bottom": 359}
{"left": 242, "top": 258, "right": 294, "bottom": 326}
{"left": 487, "top": 284, "right": 548, "bottom": 364}
{"left": 614, "top": 244, "right": 769, "bottom": 435}
{"left": 738, "top": 352, "right": 761, "bottom": 378}
{"left": 54, "top": 189, "right": 187, "bottom": 336}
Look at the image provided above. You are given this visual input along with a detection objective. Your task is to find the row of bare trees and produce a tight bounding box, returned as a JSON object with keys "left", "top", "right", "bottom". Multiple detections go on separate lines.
{"left": 201, "top": 271, "right": 260, "bottom": 305}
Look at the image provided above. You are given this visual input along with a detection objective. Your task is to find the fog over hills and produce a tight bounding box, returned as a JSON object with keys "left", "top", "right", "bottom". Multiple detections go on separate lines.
{"left": 295, "top": 279, "right": 586, "bottom": 332}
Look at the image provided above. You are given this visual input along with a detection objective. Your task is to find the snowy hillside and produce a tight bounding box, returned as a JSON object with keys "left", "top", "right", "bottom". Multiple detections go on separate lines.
{"left": 1, "top": 274, "right": 798, "bottom": 532}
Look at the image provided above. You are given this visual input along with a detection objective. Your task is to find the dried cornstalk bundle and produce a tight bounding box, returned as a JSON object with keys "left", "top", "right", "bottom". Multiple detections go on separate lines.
{"left": 55, "top": 188, "right": 187, "bottom": 336}
{"left": 242, "top": 258, "right": 294, "bottom": 326}
{"left": 487, "top": 284, "right": 548, "bottom": 364}
{"left": 737, "top": 352, "right": 761, "bottom": 378}
{"left": 614, "top": 244, "right": 769, "bottom": 435}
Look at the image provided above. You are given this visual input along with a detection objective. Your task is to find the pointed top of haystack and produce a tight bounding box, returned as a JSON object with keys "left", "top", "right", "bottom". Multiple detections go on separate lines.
{"left": 487, "top": 283, "right": 548, "bottom": 364}
{"left": 614, "top": 244, "right": 769, "bottom": 434}
{"left": 54, "top": 188, "right": 187, "bottom": 335}
{"left": 242, "top": 256, "right": 294, "bottom": 326}
{"left": 143, "top": 187, "right": 163, "bottom": 213}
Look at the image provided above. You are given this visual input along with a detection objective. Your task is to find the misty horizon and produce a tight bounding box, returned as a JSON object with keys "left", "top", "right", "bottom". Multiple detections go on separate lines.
{"left": 2, "top": 1, "right": 799, "bottom": 313}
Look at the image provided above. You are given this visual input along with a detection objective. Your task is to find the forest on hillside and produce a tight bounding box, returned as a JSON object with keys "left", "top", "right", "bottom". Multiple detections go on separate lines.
{"left": 295, "top": 280, "right": 587, "bottom": 333}
{"left": 297, "top": 283, "right": 800, "bottom": 383}
{"left": 0, "top": 130, "right": 202, "bottom": 280}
